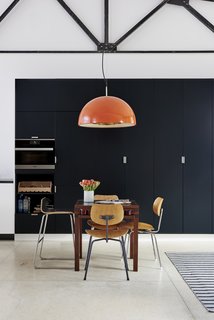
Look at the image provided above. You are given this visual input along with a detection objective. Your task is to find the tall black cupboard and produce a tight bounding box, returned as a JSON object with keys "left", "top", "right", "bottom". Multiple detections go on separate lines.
{"left": 15, "top": 79, "right": 214, "bottom": 234}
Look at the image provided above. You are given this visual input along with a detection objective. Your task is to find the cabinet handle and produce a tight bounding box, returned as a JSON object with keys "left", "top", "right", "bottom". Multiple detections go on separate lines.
{"left": 55, "top": 156, "right": 57, "bottom": 164}
{"left": 123, "top": 156, "right": 127, "bottom": 164}
{"left": 181, "top": 156, "right": 185, "bottom": 164}
{"left": 54, "top": 185, "right": 57, "bottom": 193}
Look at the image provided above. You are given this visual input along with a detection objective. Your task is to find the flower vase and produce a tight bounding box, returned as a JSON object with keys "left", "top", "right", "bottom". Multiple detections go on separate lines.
{"left": 84, "top": 190, "right": 94, "bottom": 203}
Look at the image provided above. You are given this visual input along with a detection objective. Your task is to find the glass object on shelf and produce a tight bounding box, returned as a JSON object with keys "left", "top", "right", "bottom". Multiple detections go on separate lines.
{"left": 23, "top": 196, "right": 29, "bottom": 213}
{"left": 28, "top": 197, "right": 31, "bottom": 213}
{"left": 18, "top": 194, "right": 23, "bottom": 213}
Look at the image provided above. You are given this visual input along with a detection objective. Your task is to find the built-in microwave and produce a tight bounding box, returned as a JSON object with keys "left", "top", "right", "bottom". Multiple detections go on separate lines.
{"left": 15, "top": 139, "right": 55, "bottom": 169}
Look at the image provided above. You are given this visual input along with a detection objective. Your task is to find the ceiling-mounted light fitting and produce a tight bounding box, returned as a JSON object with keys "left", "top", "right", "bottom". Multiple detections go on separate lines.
{"left": 78, "top": 54, "right": 136, "bottom": 128}
{"left": 78, "top": 96, "right": 136, "bottom": 128}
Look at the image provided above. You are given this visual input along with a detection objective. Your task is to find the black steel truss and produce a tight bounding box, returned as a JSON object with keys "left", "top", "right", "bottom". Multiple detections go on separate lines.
{"left": 0, "top": 0, "right": 213, "bottom": 53}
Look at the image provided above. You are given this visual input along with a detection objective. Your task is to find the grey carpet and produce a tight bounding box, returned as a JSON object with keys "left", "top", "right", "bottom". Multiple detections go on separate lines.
{"left": 166, "top": 252, "right": 214, "bottom": 312}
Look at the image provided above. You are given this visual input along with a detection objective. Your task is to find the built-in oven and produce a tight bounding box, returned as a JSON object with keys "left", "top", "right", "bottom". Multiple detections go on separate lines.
{"left": 15, "top": 139, "right": 55, "bottom": 169}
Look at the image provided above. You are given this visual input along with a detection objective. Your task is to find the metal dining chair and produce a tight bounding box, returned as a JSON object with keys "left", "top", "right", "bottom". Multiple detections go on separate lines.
{"left": 88, "top": 194, "right": 119, "bottom": 229}
{"left": 84, "top": 203, "right": 129, "bottom": 280}
{"left": 94, "top": 194, "right": 119, "bottom": 201}
{"left": 125, "top": 197, "right": 164, "bottom": 267}
{"left": 34, "top": 197, "right": 75, "bottom": 269}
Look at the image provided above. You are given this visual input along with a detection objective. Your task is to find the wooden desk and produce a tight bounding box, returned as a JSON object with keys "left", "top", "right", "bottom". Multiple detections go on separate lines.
{"left": 74, "top": 200, "right": 139, "bottom": 272}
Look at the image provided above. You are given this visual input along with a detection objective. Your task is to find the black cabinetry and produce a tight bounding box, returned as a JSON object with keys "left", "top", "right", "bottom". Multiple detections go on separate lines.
{"left": 15, "top": 172, "right": 55, "bottom": 233}
{"left": 15, "top": 78, "right": 214, "bottom": 234}
{"left": 183, "top": 80, "right": 212, "bottom": 233}
{"left": 109, "top": 80, "right": 155, "bottom": 224}
{"left": 154, "top": 80, "right": 183, "bottom": 233}
{"left": 16, "top": 112, "right": 55, "bottom": 139}
{"left": 54, "top": 112, "right": 126, "bottom": 232}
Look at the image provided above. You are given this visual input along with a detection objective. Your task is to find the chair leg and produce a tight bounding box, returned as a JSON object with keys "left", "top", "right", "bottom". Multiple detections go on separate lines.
{"left": 84, "top": 236, "right": 92, "bottom": 271}
{"left": 120, "top": 236, "right": 130, "bottom": 281}
{"left": 39, "top": 214, "right": 49, "bottom": 260}
{"left": 153, "top": 234, "right": 162, "bottom": 267}
{"left": 70, "top": 214, "right": 75, "bottom": 249}
{"left": 126, "top": 232, "right": 131, "bottom": 258}
{"left": 151, "top": 233, "right": 157, "bottom": 260}
{"left": 34, "top": 215, "right": 45, "bottom": 268}
{"left": 84, "top": 237, "right": 94, "bottom": 280}
{"left": 122, "top": 231, "right": 131, "bottom": 259}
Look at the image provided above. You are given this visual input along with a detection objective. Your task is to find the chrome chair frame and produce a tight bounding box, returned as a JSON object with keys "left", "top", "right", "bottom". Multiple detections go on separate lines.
{"left": 138, "top": 207, "right": 163, "bottom": 267}
{"left": 125, "top": 205, "right": 164, "bottom": 267}
{"left": 84, "top": 235, "right": 129, "bottom": 281}
{"left": 34, "top": 197, "right": 75, "bottom": 269}
{"left": 84, "top": 207, "right": 129, "bottom": 280}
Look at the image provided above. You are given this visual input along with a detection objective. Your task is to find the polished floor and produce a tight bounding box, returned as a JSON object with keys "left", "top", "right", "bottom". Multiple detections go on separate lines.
{"left": 0, "top": 234, "right": 214, "bottom": 320}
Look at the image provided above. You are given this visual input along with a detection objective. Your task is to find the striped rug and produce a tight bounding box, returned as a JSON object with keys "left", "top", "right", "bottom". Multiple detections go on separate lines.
{"left": 166, "top": 252, "right": 214, "bottom": 312}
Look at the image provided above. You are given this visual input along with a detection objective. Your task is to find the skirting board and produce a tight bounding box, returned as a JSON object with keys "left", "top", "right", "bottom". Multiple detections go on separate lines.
{"left": 0, "top": 234, "right": 14, "bottom": 240}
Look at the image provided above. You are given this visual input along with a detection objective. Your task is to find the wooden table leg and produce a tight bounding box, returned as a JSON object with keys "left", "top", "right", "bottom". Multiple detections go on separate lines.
{"left": 79, "top": 218, "right": 83, "bottom": 259}
{"left": 75, "top": 215, "right": 80, "bottom": 271}
{"left": 133, "top": 215, "right": 139, "bottom": 272}
{"left": 130, "top": 231, "right": 133, "bottom": 259}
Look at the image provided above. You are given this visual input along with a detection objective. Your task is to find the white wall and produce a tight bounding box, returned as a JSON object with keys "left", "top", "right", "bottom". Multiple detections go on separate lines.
{"left": 0, "top": 0, "right": 214, "bottom": 233}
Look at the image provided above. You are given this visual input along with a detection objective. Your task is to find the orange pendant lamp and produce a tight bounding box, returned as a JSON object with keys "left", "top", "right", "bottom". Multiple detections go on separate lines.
{"left": 78, "top": 54, "right": 136, "bottom": 128}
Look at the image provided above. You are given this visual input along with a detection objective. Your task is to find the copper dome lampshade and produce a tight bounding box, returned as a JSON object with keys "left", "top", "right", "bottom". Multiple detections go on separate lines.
{"left": 78, "top": 95, "right": 136, "bottom": 128}
{"left": 78, "top": 53, "right": 136, "bottom": 128}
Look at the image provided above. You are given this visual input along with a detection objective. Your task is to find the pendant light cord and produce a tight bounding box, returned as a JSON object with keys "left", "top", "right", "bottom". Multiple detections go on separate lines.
{"left": 102, "top": 52, "right": 108, "bottom": 96}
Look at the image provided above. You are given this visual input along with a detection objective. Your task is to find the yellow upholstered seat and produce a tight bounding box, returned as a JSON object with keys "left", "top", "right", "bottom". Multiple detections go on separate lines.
{"left": 87, "top": 219, "right": 121, "bottom": 230}
{"left": 121, "top": 221, "right": 154, "bottom": 231}
{"left": 138, "top": 222, "right": 154, "bottom": 231}
{"left": 86, "top": 228, "right": 129, "bottom": 239}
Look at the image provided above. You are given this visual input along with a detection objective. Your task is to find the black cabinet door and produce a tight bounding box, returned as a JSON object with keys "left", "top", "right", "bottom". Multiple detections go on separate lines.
{"left": 16, "top": 79, "right": 105, "bottom": 112}
{"left": 54, "top": 112, "right": 125, "bottom": 232}
{"left": 183, "top": 80, "right": 212, "bottom": 233}
{"left": 15, "top": 214, "right": 55, "bottom": 234}
{"left": 109, "top": 79, "right": 155, "bottom": 223}
{"left": 16, "top": 111, "right": 55, "bottom": 138}
{"left": 154, "top": 80, "right": 183, "bottom": 233}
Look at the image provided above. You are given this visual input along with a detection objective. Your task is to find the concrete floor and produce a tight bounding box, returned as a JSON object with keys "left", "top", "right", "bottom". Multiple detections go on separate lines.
{"left": 0, "top": 234, "right": 214, "bottom": 320}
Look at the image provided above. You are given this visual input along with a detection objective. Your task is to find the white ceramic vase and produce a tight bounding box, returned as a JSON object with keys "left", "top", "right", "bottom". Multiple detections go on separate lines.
{"left": 84, "top": 190, "right": 94, "bottom": 203}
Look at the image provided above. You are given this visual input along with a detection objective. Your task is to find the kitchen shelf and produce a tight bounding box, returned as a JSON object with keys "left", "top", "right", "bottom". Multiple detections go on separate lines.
{"left": 15, "top": 173, "right": 55, "bottom": 233}
{"left": 17, "top": 192, "right": 54, "bottom": 195}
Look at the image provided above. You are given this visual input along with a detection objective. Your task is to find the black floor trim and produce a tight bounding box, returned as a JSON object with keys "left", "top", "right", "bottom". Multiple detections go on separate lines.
{"left": 0, "top": 234, "right": 14, "bottom": 240}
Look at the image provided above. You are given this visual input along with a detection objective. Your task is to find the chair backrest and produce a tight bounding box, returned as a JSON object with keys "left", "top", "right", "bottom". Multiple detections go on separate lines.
{"left": 94, "top": 195, "right": 119, "bottom": 201}
{"left": 90, "top": 204, "right": 124, "bottom": 226}
{"left": 40, "top": 197, "right": 51, "bottom": 214}
{"left": 153, "top": 197, "right": 164, "bottom": 216}
{"left": 153, "top": 197, "right": 164, "bottom": 232}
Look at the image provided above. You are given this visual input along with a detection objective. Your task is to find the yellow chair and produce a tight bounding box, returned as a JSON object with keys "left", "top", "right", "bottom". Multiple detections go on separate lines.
{"left": 126, "top": 197, "right": 164, "bottom": 267}
{"left": 34, "top": 197, "right": 75, "bottom": 269}
{"left": 88, "top": 194, "right": 119, "bottom": 229}
{"left": 84, "top": 204, "right": 129, "bottom": 280}
{"left": 94, "top": 194, "right": 119, "bottom": 201}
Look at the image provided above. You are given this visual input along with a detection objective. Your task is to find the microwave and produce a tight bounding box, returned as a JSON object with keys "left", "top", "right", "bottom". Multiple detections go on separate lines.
{"left": 15, "top": 139, "right": 55, "bottom": 169}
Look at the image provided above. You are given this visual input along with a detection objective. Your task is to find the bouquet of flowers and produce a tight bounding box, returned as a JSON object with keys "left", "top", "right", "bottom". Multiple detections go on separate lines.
{"left": 79, "top": 179, "right": 100, "bottom": 191}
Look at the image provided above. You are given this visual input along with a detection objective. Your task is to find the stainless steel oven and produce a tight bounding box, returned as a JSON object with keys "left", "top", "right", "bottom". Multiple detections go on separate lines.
{"left": 15, "top": 139, "right": 55, "bottom": 169}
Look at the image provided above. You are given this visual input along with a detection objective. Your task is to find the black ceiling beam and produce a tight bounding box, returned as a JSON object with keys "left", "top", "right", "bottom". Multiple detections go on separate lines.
{"left": 183, "top": 3, "right": 214, "bottom": 33}
{"left": 104, "top": 0, "right": 109, "bottom": 43}
{"left": 169, "top": 0, "right": 214, "bottom": 33}
{"left": 0, "top": 0, "right": 213, "bottom": 54}
{"left": 98, "top": 1, "right": 116, "bottom": 53}
{"left": 56, "top": 0, "right": 100, "bottom": 46}
{"left": 114, "top": 0, "right": 169, "bottom": 47}
{"left": 0, "top": 50, "right": 214, "bottom": 53}
{"left": 0, "top": 0, "right": 21, "bottom": 24}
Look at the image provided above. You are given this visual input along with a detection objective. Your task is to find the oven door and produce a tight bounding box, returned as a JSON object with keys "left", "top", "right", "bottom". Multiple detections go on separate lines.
{"left": 15, "top": 139, "right": 55, "bottom": 169}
